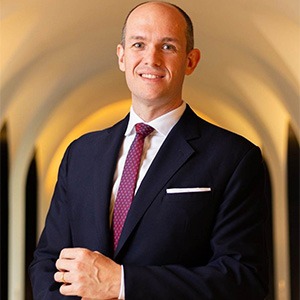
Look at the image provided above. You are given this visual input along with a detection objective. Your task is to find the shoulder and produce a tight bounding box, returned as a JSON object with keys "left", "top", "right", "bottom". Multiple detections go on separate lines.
{"left": 68, "top": 129, "right": 109, "bottom": 153}
{"left": 185, "top": 105, "right": 258, "bottom": 149}
{"left": 182, "top": 105, "right": 262, "bottom": 163}
{"left": 203, "top": 118, "right": 255, "bottom": 148}
{"left": 66, "top": 116, "right": 129, "bottom": 157}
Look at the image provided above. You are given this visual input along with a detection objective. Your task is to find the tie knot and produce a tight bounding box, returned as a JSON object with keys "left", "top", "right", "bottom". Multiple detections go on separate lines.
{"left": 135, "top": 123, "right": 154, "bottom": 138}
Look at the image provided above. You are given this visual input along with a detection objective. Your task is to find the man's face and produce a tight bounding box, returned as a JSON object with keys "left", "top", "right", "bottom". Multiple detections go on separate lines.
{"left": 117, "top": 3, "right": 199, "bottom": 109}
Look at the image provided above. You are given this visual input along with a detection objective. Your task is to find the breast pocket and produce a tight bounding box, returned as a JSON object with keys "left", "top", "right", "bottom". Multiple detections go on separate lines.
{"left": 159, "top": 189, "right": 215, "bottom": 251}
{"left": 164, "top": 187, "right": 212, "bottom": 203}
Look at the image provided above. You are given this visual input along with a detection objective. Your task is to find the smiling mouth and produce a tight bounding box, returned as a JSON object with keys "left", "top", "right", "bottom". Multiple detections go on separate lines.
{"left": 140, "top": 73, "right": 164, "bottom": 79}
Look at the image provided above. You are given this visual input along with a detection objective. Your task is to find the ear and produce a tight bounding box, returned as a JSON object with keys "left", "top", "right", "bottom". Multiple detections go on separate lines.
{"left": 185, "top": 48, "right": 201, "bottom": 75}
{"left": 117, "top": 44, "right": 125, "bottom": 72}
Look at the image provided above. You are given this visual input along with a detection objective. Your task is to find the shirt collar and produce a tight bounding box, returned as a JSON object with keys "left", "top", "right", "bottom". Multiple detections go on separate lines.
{"left": 125, "top": 101, "right": 186, "bottom": 137}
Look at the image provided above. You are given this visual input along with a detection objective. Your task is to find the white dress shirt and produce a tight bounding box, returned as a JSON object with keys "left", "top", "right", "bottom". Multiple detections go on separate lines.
{"left": 110, "top": 101, "right": 186, "bottom": 299}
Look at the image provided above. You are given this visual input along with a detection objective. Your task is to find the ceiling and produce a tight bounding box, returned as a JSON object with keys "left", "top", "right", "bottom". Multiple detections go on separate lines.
{"left": 1, "top": 0, "right": 299, "bottom": 219}
{"left": 1, "top": 0, "right": 299, "bottom": 165}
{"left": 1, "top": 1, "right": 299, "bottom": 299}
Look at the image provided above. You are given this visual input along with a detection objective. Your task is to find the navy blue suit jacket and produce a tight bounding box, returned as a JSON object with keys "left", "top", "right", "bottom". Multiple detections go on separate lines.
{"left": 30, "top": 105, "right": 269, "bottom": 299}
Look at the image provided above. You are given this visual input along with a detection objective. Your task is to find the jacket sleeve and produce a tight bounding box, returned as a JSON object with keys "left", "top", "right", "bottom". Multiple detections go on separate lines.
{"left": 29, "top": 145, "right": 80, "bottom": 300}
{"left": 124, "top": 146, "right": 269, "bottom": 300}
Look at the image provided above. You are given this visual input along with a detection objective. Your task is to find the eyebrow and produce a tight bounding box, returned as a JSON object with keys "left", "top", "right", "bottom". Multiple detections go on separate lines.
{"left": 161, "top": 37, "right": 180, "bottom": 44}
{"left": 128, "top": 36, "right": 180, "bottom": 44}
{"left": 128, "top": 35, "right": 146, "bottom": 41}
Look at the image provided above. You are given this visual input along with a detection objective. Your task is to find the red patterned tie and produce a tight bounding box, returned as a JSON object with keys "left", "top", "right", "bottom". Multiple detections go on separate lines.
{"left": 113, "top": 123, "right": 154, "bottom": 251}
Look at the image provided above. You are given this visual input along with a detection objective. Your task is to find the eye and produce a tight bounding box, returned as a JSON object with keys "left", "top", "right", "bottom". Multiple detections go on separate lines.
{"left": 162, "top": 44, "right": 176, "bottom": 51}
{"left": 132, "top": 42, "right": 144, "bottom": 49}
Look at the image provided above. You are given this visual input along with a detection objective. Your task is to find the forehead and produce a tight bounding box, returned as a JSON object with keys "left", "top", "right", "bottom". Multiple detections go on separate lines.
{"left": 125, "top": 3, "right": 187, "bottom": 42}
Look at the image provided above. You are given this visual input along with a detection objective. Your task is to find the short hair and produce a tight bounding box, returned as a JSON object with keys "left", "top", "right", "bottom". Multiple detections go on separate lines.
{"left": 120, "top": 1, "right": 195, "bottom": 53}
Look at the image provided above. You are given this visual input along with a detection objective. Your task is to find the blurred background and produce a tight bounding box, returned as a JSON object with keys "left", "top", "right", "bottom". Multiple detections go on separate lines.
{"left": 0, "top": 0, "right": 299, "bottom": 299}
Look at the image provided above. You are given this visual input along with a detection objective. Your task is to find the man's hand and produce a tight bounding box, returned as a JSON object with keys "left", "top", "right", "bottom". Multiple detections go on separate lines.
{"left": 54, "top": 248, "right": 121, "bottom": 299}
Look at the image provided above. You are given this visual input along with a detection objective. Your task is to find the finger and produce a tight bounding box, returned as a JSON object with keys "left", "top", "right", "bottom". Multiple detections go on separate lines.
{"left": 59, "top": 281, "right": 75, "bottom": 296}
{"left": 59, "top": 247, "right": 88, "bottom": 259}
{"left": 55, "top": 257, "right": 73, "bottom": 272}
{"left": 54, "top": 271, "right": 60, "bottom": 283}
{"left": 54, "top": 271, "right": 69, "bottom": 284}
{"left": 59, "top": 248, "right": 78, "bottom": 259}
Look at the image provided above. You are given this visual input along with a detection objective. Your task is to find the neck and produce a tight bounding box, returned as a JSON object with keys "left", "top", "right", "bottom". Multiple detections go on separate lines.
{"left": 132, "top": 99, "right": 183, "bottom": 122}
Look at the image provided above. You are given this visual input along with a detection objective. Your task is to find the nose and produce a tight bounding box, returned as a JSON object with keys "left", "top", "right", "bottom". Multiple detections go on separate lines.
{"left": 144, "top": 46, "right": 162, "bottom": 67}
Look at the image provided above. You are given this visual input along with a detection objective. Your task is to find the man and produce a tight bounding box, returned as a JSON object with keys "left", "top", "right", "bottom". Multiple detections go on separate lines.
{"left": 30, "top": 1, "right": 269, "bottom": 299}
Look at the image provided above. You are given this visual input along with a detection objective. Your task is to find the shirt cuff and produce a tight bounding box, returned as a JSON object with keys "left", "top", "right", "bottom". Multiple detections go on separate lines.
{"left": 118, "top": 265, "right": 125, "bottom": 299}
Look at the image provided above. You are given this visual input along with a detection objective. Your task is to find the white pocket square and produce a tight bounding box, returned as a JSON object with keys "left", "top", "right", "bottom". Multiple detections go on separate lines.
{"left": 166, "top": 187, "right": 211, "bottom": 194}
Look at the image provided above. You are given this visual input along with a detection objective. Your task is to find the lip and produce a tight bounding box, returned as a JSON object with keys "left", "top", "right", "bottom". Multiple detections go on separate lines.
{"left": 137, "top": 66, "right": 165, "bottom": 78}
{"left": 140, "top": 73, "right": 164, "bottom": 79}
{"left": 137, "top": 68, "right": 166, "bottom": 80}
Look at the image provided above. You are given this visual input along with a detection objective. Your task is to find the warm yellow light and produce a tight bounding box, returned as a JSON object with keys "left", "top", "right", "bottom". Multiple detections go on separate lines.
{"left": 44, "top": 100, "right": 131, "bottom": 200}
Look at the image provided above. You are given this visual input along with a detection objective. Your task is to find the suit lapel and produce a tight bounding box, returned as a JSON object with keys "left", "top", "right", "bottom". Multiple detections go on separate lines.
{"left": 114, "top": 106, "right": 202, "bottom": 257}
{"left": 92, "top": 117, "right": 129, "bottom": 257}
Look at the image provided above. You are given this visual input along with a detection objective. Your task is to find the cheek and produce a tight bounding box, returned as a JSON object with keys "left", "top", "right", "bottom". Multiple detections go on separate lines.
{"left": 123, "top": 57, "right": 137, "bottom": 75}
{"left": 168, "top": 58, "right": 188, "bottom": 75}
{"left": 124, "top": 67, "right": 137, "bottom": 91}
{"left": 170, "top": 65, "right": 187, "bottom": 82}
